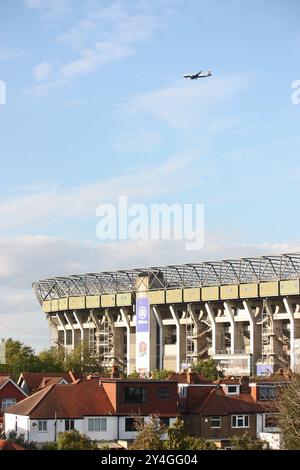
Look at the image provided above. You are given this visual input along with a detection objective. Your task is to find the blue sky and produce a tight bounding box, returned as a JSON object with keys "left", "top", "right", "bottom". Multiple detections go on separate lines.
{"left": 0, "top": 0, "right": 300, "bottom": 349}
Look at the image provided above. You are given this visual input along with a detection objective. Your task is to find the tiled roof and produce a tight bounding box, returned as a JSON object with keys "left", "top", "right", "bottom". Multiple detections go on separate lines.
{"left": 18, "top": 372, "right": 74, "bottom": 393}
{"left": 0, "top": 377, "right": 10, "bottom": 389}
{"left": 187, "top": 388, "right": 263, "bottom": 415}
{"left": 6, "top": 380, "right": 116, "bottom": 419}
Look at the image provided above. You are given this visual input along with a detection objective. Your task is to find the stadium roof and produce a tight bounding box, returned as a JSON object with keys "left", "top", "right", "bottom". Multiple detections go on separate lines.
{"left": 32, "top": 252, "right": 300, "bottom": 303}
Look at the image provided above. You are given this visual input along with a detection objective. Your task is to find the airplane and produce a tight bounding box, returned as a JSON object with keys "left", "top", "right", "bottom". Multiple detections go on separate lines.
{"left": 183, "top": 70, "right": 212, "bottom": 80}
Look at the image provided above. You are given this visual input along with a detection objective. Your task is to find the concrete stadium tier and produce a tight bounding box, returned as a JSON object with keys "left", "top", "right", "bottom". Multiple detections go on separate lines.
{"left": 33, "top": 253, "right": 300, "bottom": 375}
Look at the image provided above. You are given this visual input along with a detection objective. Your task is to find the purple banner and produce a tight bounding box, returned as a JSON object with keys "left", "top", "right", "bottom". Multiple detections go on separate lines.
{"left": 136, "top": 297, "right": 149, "bottom": 333}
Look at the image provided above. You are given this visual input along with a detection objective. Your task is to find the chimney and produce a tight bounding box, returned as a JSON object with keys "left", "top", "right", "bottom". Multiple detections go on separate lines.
{"left": 187, "top": 371, "right": 196, "bottom": 384}
{"left": 111, "top": 365, "right": 120, "bottom": 379}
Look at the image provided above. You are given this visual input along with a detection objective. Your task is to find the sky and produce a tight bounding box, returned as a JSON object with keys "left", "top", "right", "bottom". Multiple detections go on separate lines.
{"left": 0, "top": 0, "right": 300, "bottom": 350}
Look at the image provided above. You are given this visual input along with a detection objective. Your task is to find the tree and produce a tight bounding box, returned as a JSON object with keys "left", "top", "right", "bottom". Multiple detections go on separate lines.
{"left": 57, "top": 430, "right": 98, "bottom": 450}
{"left": 3, "top": 338, "right": 40, "bottom": 377}
{"left": 191, "top": 359, "right": 223, "bottom": 381}
{"left": 185, "top": 436, "right": 217, "bottom": 450}
{"left": 7, "top": 430, "right": 37, "bottom": 450}
{"left": 165, "top": 418, "right": 187, "bottom": 450}
{"left": 151, "top": 369, "right": 175, "bottom": 380}
{"left": 64, "top": 342, "right": 104, "bottom": 373}
{"left": 165, "top": 418, "right": 215, "bottom": 450}
{"left": 230, "top": 432, "right": 266, "bottom": 450}
{"left": 128, "top": 370, "right": 141, "bottom": 379}
{"left": 276, "top": 374, "right": 300, "bottom": 449}
{"left": 130, "top": 416, "right": 165, "bottom": 450}
{"left": 38, "top": 348, "right": 65, "bottom": 372}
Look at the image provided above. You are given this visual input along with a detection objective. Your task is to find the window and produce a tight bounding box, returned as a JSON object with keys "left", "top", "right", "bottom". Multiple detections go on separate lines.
{"left": 158, "top": 387, "right": 171, "bottom": 399}
{"left": 88, "top": 418, "right": 107, "bottom": 432}
{"left": 259, "top": 386, "right": 277, "bottom": 401}
{"left": 124, "top": 387, "right": 147, "bottom": 403}
{"left": 211, "top": 416, "right": 221, "bottom": 428}
{"left": 227, "top": 385, "right": 238, "bottom": 394}
{"left": 65, "top": 419, "right": 75, "bottom": 431}
{"left": 159, "top": 417, "right": 170, "bottom": 428}
{"left": 125, "top": 417, "right": 144, "bottom": 432}
{"left": 1, "top": 398, "right": 16, "bottom": 411}
{"left": 179, "top": 386, "right": 187, "bottom": 398}
{"left": 264, "top": 414, "right": 278, "bottom": 429}
{"left": 38, "top": 420, "right": 47, "bottom": 432}
{"left": 231, "top": 415, "right": 249, "bottom": 428}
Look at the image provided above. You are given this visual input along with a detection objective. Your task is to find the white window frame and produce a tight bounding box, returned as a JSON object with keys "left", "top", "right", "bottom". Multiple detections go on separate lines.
{"left": 210, "top": 416, "right": 221, "bottom": 428}
{"left": 227, "top": 385, "right": 238, "bottom": 394}
{"left": 65, "top": 419, "right": 75, "bottom": 431}
{"left": 263, "top": 413, "right": 279, "bottom": 430}
{"left": 88, "top": 418, "right": 107, "bottom": 432}
{"left": 1, "top": 398, "right": 17, "bottom": 411}
{"left": 231, "top": 415, "right": 249, "bottom": 428}
{"left": 38, "top": 420, "right": 47, "bottom": 432}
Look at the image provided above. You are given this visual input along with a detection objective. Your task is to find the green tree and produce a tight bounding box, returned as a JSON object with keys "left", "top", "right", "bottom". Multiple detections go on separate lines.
{"left": 38, "top": 348, "right": 65, "bottom": 372}
{"left": 185, "top": 436, "right": 217, "bottom": 450}
{"left": 165, "top": 418, "right": 215, "bottom": 450}
{"left": 276, "top": 374, "right": 300, "bottom": 449}
{"left": 128, "top": 370, "right": 141, "bottom": 379}
{"left": 65, "top": 342, "right": 104, "bottom": 373}
{"left": 151, "top": 369, "right": 175, "bottom": 380}
{"left": 130, "top": 416, "right": 165, "bottom": 450}
{"left": 230, "top": 432, "right": 266, "bottom": 450}
{"left": 57, "top": 430, "right": 98, "bottom": 450}
{"left": 191, "top": 359, "right": 223, "bottom": 381}
{"left": 7, "top": 431, "right": 37, "bottom": 450}
{"left": 165, "top": 418, "right": 188, "bottom": 450}
{"left": 3, "top": 338, "right": 40, "bottom": 377}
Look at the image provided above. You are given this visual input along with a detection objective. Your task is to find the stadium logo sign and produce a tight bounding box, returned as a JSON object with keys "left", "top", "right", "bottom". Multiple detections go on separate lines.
{"left": 0, "top": 80, "right": 6, "bottom": 105}
{"left": 96, "top": 196, "right": 204, "bottom": 251}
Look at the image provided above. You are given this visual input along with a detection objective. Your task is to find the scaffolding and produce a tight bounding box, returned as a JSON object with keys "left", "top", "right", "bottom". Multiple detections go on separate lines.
{"left": 99, "top": 310, "right": 114, "bottom": 368}
{"left": 185, "top": 309, "right": 194, "bottom": 366}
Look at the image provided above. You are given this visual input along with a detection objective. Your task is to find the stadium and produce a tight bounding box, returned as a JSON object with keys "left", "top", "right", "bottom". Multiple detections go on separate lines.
{"left": 33, "top": 252, "right": 300, "bottom": 376}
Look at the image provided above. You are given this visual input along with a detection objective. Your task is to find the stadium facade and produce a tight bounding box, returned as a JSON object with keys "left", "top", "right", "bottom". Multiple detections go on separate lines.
{"left": 33, "top": 253, "right": 300, "bottom": 376}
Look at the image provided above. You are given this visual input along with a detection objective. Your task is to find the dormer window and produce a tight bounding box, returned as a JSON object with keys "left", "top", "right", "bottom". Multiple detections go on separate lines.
{"left": 227, "top": 385, "right": 238, "bottom": 394}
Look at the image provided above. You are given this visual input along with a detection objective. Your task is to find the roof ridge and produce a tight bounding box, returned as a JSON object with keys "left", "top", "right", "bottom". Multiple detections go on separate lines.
{"left": 8, "top": 384, "right": 55, "bottom": 415}
{"left": 198, "top": 387, "right": 218, "bottom": 413}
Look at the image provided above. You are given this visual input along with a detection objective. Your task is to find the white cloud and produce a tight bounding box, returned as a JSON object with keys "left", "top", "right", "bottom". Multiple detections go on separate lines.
{"left": 26, "top": 1, "right": 162, "bottom": 94}
{"left": 0, "top": 152, "right": 202, "bottom": 232}
{"left": 60, "top": 42, "right": 133, "bottom": 80}
{"left": 124, "top": 74, "right": 253, "bottom": 130}
{"left": 33, "top": 61, "right": 53, "bottom": 81}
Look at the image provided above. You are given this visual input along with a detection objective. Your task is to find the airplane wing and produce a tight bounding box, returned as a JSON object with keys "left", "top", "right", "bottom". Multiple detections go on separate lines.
{"left": 183, "top": 74, "right": 192, "bottom": 78}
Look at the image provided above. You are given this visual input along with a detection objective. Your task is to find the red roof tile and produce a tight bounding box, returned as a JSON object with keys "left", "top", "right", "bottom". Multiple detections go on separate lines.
{"left": 18, "top": 372, "right": 74, "bottom": 393}
{"left": 6, "top": 380, "right": 116, "bottom": 419}
{"left": 187, "top": 388, "right": 263, "bottom": 415}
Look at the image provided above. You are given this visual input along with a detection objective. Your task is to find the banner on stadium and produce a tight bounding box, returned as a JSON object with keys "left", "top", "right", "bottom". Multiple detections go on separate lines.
{"left": 136, "top": 297, "right": 150, "bottom": 373}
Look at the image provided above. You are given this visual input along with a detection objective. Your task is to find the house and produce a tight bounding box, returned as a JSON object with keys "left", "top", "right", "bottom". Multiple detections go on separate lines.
{"left": 0, "top": 376, "right": 28, "bottom": 435}
{"left": 179, "top": 376, "right": 264, "bottom": 448}
{"left": 4, "top": 378, "right": 178, "bottom": 444}
{"left": 249, "top": 377, "right": 287, "bottom": 449}
{"left": 17, "top": 372, "right": 76, "bottom": 395}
